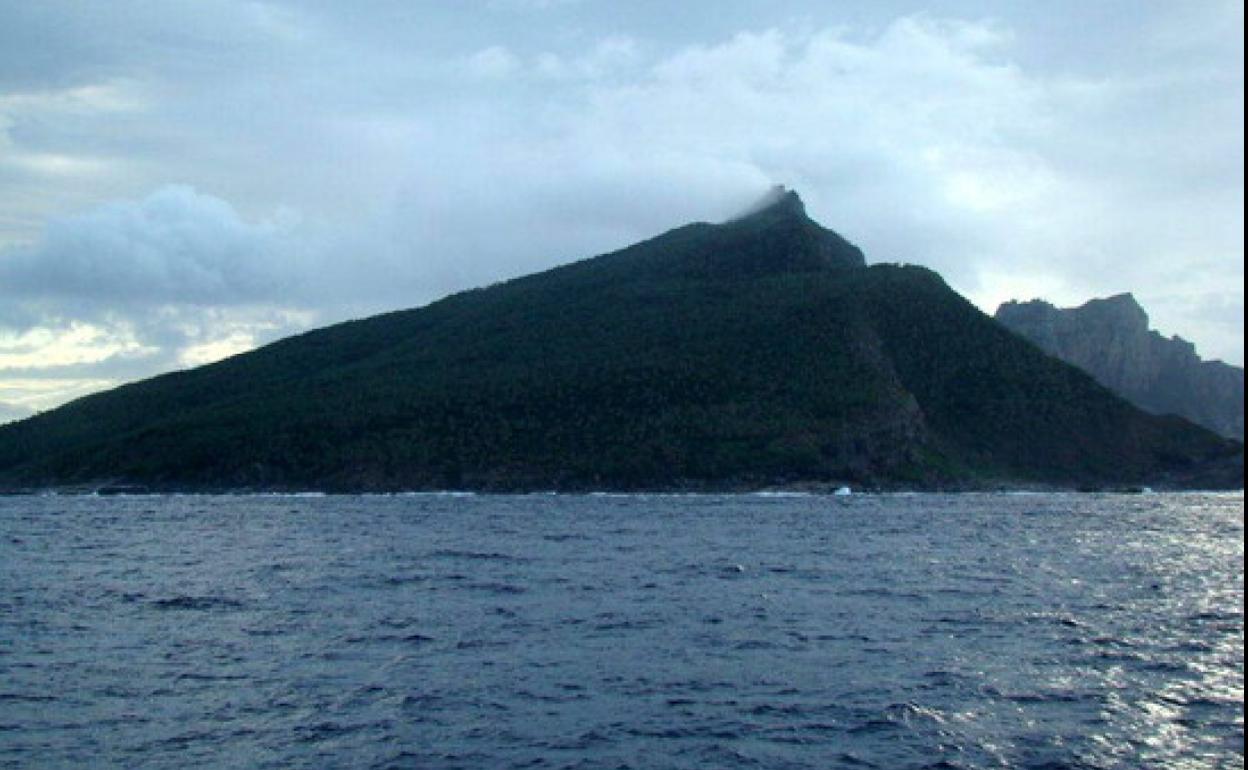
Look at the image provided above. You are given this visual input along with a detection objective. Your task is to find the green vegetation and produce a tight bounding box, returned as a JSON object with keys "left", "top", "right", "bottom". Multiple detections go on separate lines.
{"left": 0, "top": 191, "right": 1240, "bottom": 491}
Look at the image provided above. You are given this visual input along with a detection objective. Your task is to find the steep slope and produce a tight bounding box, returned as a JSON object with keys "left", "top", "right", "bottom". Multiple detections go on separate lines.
{"left": 996, "top": 294, "right": 1244, "bottom": 440}
{"left": 0, "top": 192, "right": 1240, "bottom": 491}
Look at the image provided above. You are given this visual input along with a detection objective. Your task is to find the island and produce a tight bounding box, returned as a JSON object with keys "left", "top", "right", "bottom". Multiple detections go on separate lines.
{"left": 1, "top": 189, "right": 1241, "bottom": 493}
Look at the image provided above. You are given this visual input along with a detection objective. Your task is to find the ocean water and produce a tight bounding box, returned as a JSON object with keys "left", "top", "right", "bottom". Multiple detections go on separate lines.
{"left": 0, "top": 492, "right": 1242, "bottom": 769}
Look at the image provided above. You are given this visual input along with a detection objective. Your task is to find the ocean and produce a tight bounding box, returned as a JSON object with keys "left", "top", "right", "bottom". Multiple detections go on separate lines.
{"left": 1, "top": 492, "right": 1242, "bottom": 769}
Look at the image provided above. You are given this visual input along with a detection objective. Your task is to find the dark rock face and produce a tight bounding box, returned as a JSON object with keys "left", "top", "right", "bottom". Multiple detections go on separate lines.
{"left": 996, "top": 294, "right": 1245, "bottom": 440}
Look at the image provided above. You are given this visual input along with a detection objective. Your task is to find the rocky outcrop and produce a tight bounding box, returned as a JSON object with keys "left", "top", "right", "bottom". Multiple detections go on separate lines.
{"left": 996, "top": 294, "right": 1244, "bottom": 440}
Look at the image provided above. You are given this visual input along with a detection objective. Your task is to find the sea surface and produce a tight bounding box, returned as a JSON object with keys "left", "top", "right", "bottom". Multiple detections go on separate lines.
{"left": 0, "top": 492, "right": 1242, "bottom": 769}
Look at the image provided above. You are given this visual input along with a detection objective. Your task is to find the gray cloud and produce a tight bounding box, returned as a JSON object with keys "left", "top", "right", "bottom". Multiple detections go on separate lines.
{"left": 0, "top": 186, "right": 298, "bottom": 306}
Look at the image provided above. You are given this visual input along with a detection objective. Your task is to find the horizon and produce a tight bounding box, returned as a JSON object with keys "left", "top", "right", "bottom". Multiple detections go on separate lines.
{"left": 1, "top": 0, "right": 1243, "bottom": 422}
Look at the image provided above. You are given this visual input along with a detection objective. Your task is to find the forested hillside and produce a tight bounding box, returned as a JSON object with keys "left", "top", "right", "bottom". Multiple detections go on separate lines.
{"left": 1, "top": 191, "right": 1240, "bottom": 491}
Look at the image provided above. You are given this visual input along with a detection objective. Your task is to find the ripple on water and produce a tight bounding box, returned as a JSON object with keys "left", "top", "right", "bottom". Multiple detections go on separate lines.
{"left": 149, "top": 596, "right": 246, "bottom": 611}
{"left": 0, "top": 492, "right": 1242, "bottom": 769}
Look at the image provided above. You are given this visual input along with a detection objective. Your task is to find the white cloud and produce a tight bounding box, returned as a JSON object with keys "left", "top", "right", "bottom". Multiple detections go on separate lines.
{"left": 0, "top": 79, "right": 146, "bottom": 115}
{"left": 0, "top": 375, "right": 120, "bottom": 419}
{"left": 534, "top": 36, "right": 642, "bottom": 80}
{"left": 0, "top": 319, "right": 152, "bottom": 421}
{"left": 466, "top": 46, "right": 522, "bottom": 79}
{"left": 179, "top": 331, "right": 260, "bottom": 366}
{"left": 0, "top": 306, "right": 315, "bottom": 423}
{"left": 0, "top": 322, "right": 153, "bottom": 369}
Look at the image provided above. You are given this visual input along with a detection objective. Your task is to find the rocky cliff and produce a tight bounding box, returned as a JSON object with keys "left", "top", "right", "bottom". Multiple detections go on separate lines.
{"left": 996, "top": 294, "right": 1244, "bottom": 440}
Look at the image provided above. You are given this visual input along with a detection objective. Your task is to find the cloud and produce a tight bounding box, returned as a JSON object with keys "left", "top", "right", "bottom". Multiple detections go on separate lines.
{"left": 0, "top": 323, "right": 152, "bottom": 369}
{"left": 0, "top": 374, "right": 121, "bottom": 422}
{"left": 0, "top": 185, "right": 299, "bottom": 306}
{"left": 0, "top": 186, "right": 315, "bottom": 421}
{"left": 374, "top": 21, "right": 1061, "bottom": 291}
{"left": 0, "top": 307, "right": 314, "bottom": 422}
{"left": 534, "top": 36, "right": 642, "bottom": 80}
{"left": 0, "top": 2, "right": 319, "bottom": 91}
{"left": 466, "top": 46, "right": 523, "bottom": 79}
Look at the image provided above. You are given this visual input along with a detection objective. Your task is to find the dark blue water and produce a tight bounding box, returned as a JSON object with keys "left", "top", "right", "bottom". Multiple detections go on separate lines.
{"left": 1, "top": 492, "right": 1242, "bottom": 769}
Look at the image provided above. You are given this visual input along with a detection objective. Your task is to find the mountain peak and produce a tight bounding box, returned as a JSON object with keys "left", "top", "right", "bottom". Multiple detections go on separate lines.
{"left": 730, "top": 184, "right": 806, "bottom": 222}
{"left": 1078, "top": 292, "right": 1148, "bottom": 331}
{"left": 997, "top": 293, "right": 1147, "bottom": 331}
{"left": 996, "top": 292, "right": 1244, "bottom": 440}
{"left": 703, "top": 185, "right": 865, "bottom": 273}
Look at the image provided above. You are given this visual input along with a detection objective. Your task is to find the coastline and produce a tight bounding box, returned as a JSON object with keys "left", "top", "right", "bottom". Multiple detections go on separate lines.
{"left": 3, "top": 479, "right": 1241, "bottom": 497}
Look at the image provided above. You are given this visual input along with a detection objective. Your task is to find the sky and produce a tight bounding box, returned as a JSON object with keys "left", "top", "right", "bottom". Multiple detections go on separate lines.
{"left": 0, "top": 0, "right": 1243, "bottom": 423}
